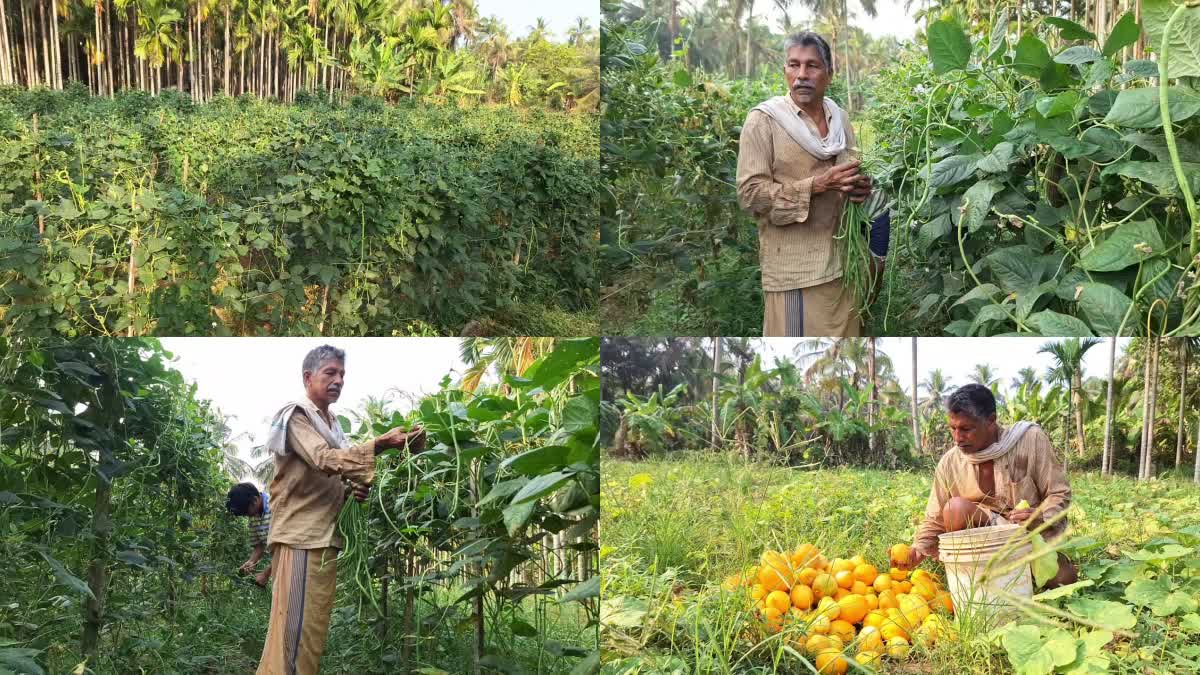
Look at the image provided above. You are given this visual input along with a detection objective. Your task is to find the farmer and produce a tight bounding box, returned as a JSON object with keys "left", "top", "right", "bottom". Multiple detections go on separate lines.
{"left": 225, "top": 482, "right": 273, "bottom": 587}
{"left": 901, "top": 383, "right": 1078, "bottom": 589}
{"left": 736, "top": 30, "right": 883, "bottom": 337}
{"left": 255, "top": 344, "right": 426, "bottom": 675}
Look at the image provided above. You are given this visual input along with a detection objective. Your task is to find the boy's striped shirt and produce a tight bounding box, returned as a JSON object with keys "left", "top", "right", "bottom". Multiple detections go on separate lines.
{"left": 249, "top": 492, "right": 271, "bottom": 547}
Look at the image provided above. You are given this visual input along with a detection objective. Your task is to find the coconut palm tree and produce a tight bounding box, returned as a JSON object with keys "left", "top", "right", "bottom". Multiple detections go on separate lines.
{"left": 1039, "top": 338, "right": 1102, "bottom": 457}
{"left": 566, "top": 15, "right": 592, "bottom": 48}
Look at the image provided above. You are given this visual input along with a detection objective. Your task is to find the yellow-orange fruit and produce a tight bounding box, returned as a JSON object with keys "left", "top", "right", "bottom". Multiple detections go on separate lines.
{"left": 864, "top": 593, "right": 879, "bottom": 610}
{"left": 856, "top": 625, "right": 884, "bottom": 653}
{"left": 853, "top": 563, "right": 879, "bottom": 584}
{"left": 761, "top": 607, "right": 784, "bottom": 632}
{"left": 837, "top": 594, "right": 869, "bottom": 624}
{"left": 834, "top": 570, "right": 855, "bottom": 589}
{"left": 765, "top": 590, "right": 791, "bottom": 615}
{"left": 888, "top": 544, "right": 911, "bottom": 567}
{"left": 815, "top": 652, "right": 849, "bottom": 675}
{"left": 889, "top": 567, "right": 908, "bottom": 581}
{"left": 872, "top": 574, "right": 893, "bottom": 593}
{"left": 812, "top": 573, "right": 838, "bottom": 599}
{"left": 863, "top": 609, "right": 887, "bottom": 629}
{"left": 830, "top": 619, "right": 856, "bottom": 643}
{"left": 791, "top": 584, "right": 814, "bottom": 610}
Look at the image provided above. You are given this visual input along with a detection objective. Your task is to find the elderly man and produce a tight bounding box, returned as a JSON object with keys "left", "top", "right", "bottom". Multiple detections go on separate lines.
{"left": 737, "top": 31, "right": 882, "bottom": 337}
{"left": 902, "top": 384, "right": 1078, "bottom": 589}
{"left": 256, "top": 345, "right": 427, "bottom": 675}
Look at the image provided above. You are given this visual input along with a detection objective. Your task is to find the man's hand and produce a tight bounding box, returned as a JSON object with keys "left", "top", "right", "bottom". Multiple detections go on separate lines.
{"left": 254, "top": 570, "right": 270, "bottom": 588}
{"left": 1007, "top": 508, "right": 1038, "bottom": 527}
{"left": 901, "top": 547, "right": 933, "bottom": 570}
{"left": 812, "top": 160, "right": 862, "bottom": 195}
{"left": 848, "top": 175, "right": 873, "bottom": 203}
{"left": 350, "top": 481, "right": 370, "bottom": 503}
{"left": 239, "top": 560, "right": 255, "bottom": 575}
{"left": 375, "top": 425, "right": 427, "bottom": 454}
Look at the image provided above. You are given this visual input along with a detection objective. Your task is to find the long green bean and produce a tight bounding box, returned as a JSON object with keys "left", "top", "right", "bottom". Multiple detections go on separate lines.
{"left": 336, "top": 494, "right": 378, "bottom": 615}
{"left": 834, "top": 154, "right": 877, "bottom": 320}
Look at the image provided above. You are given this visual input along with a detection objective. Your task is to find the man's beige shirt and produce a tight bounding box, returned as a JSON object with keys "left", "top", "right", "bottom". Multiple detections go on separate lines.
{"left": 736, "top": 97, "right": 856, "bottom": 292}
{"left": 913, "top": 425, "right": 1072, "bottom": 555}
{"left": 267, "top": 409, "right": 375, "bottom": 550}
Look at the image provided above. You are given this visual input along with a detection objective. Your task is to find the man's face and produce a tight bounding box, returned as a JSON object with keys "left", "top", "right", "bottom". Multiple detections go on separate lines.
{"left": 784, "top": 44, "right": 830, "bottom": 106}
{"left": 948, "top": 411, "right": 998, "bottom": 453}
{"left": 304, "top": 359, "right": 345, "bottom": 408}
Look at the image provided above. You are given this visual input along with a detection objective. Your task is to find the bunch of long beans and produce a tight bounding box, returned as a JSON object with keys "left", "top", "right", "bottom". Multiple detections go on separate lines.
{"left": 834, "top": 152, "right": 878, "bottom": 320}
{"left": 336, "top": 493, "right": 378, "bottom": 614}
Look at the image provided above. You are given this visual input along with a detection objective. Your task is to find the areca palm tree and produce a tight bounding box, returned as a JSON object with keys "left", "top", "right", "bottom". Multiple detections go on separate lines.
{"left": 459, "top": 337, "right": 557, "bottom": 393}
{"left": 1039, "top": 338, "right": 1102, "bottom": 458}
{"left": 566, "top": 16, "right": 592, "bottom": 48}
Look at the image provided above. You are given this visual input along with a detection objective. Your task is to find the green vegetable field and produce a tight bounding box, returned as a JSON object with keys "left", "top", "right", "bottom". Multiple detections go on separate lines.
{"left": 0, "top": 337, "right": 600, "bottom": 674}
{"left": 0, "top": 91, "right": 598, "bottom": 336}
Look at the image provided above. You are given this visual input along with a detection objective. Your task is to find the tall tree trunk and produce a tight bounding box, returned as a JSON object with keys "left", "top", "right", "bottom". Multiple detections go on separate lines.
{"left": 104, "top": 0, "right": 113, "bottom": 94}
{"left": 1147, "top": 336, "right": 1160, "bottom": 478}
{"left": 38, "top": 0, "right": 50, "bottom": 86}
{"left": 744, "top": 0, "right": 754, "bottom": 76}
{"left": 1072, "top": 370, "right": 1085, "bottom": 457}
{"left": 0, "top": 0, "right": 9, "bottom": 85}
{"left": 911, "top": 338, "right": 920, "bottom": 454}
{"left": 81, "top": 467, "right": 113, "bottom": 659}
{"left": 1176, "top": 340, "right": 1187, "bottom": 469}
{"left": 1103, "top": 337, "right": 1116, "bottom": 475}
{"left": 93, "top": 0, "right": 102, "bottom": 94}
{"left": 711, "top": 338, "right": 721, "bottom": 448}
{"left": 1194, "top": 412, "right": 1199, "bottom": 484}
{"left": 223, "top": 1, "right": 231, "bottom": 95}
{"left": 1140, "top": 340, "right": 1153, "bottom": 479}
{"left": 868, "top": 337, "right": 877, "bottom": 456}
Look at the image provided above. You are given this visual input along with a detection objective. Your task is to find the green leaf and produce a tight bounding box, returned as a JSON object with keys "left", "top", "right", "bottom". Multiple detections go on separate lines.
{"left": 1077, "top": 283, "right": 1133, "bottom": 335}
{"left": 1030, "top": 533, "right": 1060, "bottom": 588}
{"left": 1143, "top": 0, "right": 1200, "bottom": 78}
{"left": 1053, "top": 46, "right": 1102, "bottom": 66}
{"left": 499, "top": 445, "right": 570, "bottom": 476}
{"left": 510, "top": 470, "right": 572, "bottom": 505}
{"left": 0, "top": 648, "right": 45, "bottom": 675}
{"left": 1043, "top": 17, "right": 1098, "bottom": 42}
{"left": 523, "top": 338, "right": 598, "bottom": 390}
{"left": 672, "top": 68, "right": 692, "bottom": 88}
{"left": 988, "top": 9, "right": 1010, "bottom": 62}
{"left": 1027, "top": 311, "right": 1095, "bottom": 337}
{"left": 930, "top": 154, "right": 981, "bottom": 187}
{"left": 569, "top": 651, "right": 600, "bottom": 675}
{"left": 559, "top": 576, "right": 599, "bottom": 604}
{"left": 1103, "top": 12, "right": 1142, "bottom": 57}
{"left": 1002, "top": 624, "right": 1077, "bottom": 675}
{"left": 1033, "top": 579, "right": 1094, "bottom": 601}
{"left": 600, "top": 595, "right": 647, "bottom": 628}
{"left": 478, "top": 477, "right": 528, "bottom": 506}
{"left": 970, "top": 303, "right": 1012, "bottom": 335}
{"left": 1126, "top": 544, "right": 1193, "bottom": 561}
{"left": 1014, "top": 33, "right": 1052, "bottom": 78}
{"left": 1036, "top": 91, "right": 1080, "bottom": 118}
{"left": 1103, "top": 159, "right": 1200, "bottom": 194}
{"left": 502, "top": 501, "right": 535, "bottom": 537}
{"left": 1125, "top": 576, "right": 1172, "bottom": 607}
{"left": 986, "top": 245, "right": 1041, "bottom": 294}
{"left": 561, "top": 395, "right": 597, "bottom": 435}
{"left": 1066, "top": 597, "right": 1137, "bottom": 630}
{"left": 1102, "top": 86, "right": 1200, "bottom": 128}
{"left": 928, "top": 19, "right": 972, "bottom": 74}
{"left": 1079, "top": 220, "right": 1165, "bottom": 272}
{"left": 1181, "top": 613, "right": 1200, "bottom": 632}
{"left": 977, "top": 141, "right": 1014, "bottom": 173}
{"left": 509, "top": 618, "right": 538, "bottom": 637}
{"left": 960, "top": 179, "right": 1003, "bottom": 232}
{"left": 36, "top": 550, "right": 95, "bottom": 601}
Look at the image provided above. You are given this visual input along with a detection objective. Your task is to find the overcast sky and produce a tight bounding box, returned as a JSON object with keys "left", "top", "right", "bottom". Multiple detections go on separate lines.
{"left": 476, "top": 0, "right": 599, "bottom": 42}
{"left": 756, "top": 338, "right": 1131, "bottom": 395}
{"left": 159, "top": 338, "right": 469, "bottom": 483}
{"left": 752, "top": 0, "right": 922, "bottom": 41}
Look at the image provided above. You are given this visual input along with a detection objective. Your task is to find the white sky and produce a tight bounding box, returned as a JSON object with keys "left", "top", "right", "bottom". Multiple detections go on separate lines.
{"left": 755, "top": 338, "right": 1132, "bottom": 396}
{"left": 476, "top": 0, "right": 599, "bottom": 42}
{"left": 751, "top": 0, "right": 922, "bottom": 41}
{"left": 159, "top": 338, "right": 468, "bottom": 482}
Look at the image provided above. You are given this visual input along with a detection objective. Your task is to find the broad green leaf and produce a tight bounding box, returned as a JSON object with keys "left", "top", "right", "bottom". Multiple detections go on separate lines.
{"left": 1002, "top": 624, "right": 1076, "bottom": 675}
{"left": 569, "top": 651, "right": 600, "bottom": 675}
{"left": 500, "top": 445, "right": 571, "bottom": 476}
{"left": 1125, "top": 576, "right": 1172, "bottom": 607}
{"left": 1030, "top": 533, "right": 1060, "bottom": 588}
{"left": 1036, "top": 91, "right": 1080, "bottom": 118}
{"left": 960, "top": 179, "right": 1003, "bottom": 232}
{"left": 1043, "top": 17, "right": 1097, "bottom": 42}
{"left": 0, "top": 648, "right": 45, "bottom": 675}
{"left": 1102, "top": 86, "right": 1200, "bottom": 128}
{"left": 559, "top": 576, "right": 599, "bottom": 604}
{"left": 1033, "top": 579, "right": 1094, "bottom": 601}
{"left": 988, "top": 9, "right": 1010, "bottom": 62}
{"left": 510, "top": 470, "right": 572, "bottom": 504}
{"left": 672, "top": 68, "right": 692, "bottom": 88}
{"left": 600, "top": 595, "right": 648, "bottom": 628}
{"left": 1053, "top": 46, "right": 1102, "bottom": 66}
{"left": 1143, "top": 0, "right": 1200, "bottom": 78}
{"left": 562, "top": 395, "right": 597, "bottom": 435}
{"left": 1103, "top": 159, "right": 1200, "bottom": 194}
{"left": 928, "top": 19, "right": 972, "bottom": 74}
{"left": 1078, "top": 220, "right": 1165, "bottom": 272}
{"left": 970, "top": 303, "right": 1012, "bottom": 335}
{"left": 1065, "top": 597, "right": 1138, "bottom": 630}
{"left": 502, "top": 501, "right": 535, "bottom": 536}
{"left": 478, "top": 477, "right": 528, "bottom": 506}
{"left": 986, "top": 245, "right": 1042, "bottom": 294}
{"left": 1103, "top": 12, "right": 1142, "bottom": 57}
{"left": 1014, "top": 33, "right": 1052, "bottom": 78}
{"left": 36, "top": 550, "right": 95, "bottom": 601}
{"left": 1181, "top": 613, "right": 1200, "bottom": 632}
{"left": 1027, "top": 310, "right": 1095, "bottom": 337}
{"left": 1126, "top": 544, "right": 1193, "bottom": 561}
{"left": 930, "top": 154, "right": 981, "bottom": 187}
{"left": 976, "top": 142, "right": 1014, "bottom": 173}
{"left": 1077, "top": 283, "right": 1133, "bottom": 336}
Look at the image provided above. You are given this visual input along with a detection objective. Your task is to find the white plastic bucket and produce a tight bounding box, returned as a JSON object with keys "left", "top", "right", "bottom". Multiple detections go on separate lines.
{"left": 938, "top": 524, "right": 1034, "bottom": 621}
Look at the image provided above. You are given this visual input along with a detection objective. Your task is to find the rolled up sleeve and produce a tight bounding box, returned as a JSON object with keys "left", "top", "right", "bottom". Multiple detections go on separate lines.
{"left": 1030, "top": 429, "right": 1071, "bottom": 536}
{"left": 736, "top": 111, "right": 815, "bottom": 226}
{"left": 913, "top": 456, "right": 952, "bottom": 556}
{"left": 285, "top": 411, "right": 376, "bottom": 485}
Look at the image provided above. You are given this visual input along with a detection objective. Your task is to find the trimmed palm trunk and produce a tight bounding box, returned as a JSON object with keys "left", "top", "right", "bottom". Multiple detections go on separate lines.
{"left": 911, "top": 338, "right": 920, "bottom": 454}
{"left": 1176, "top": 340, "right": 1188, "bottom": 468}
{"left": 1103, "top": 337, "right": 1116, "bottom": 475}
